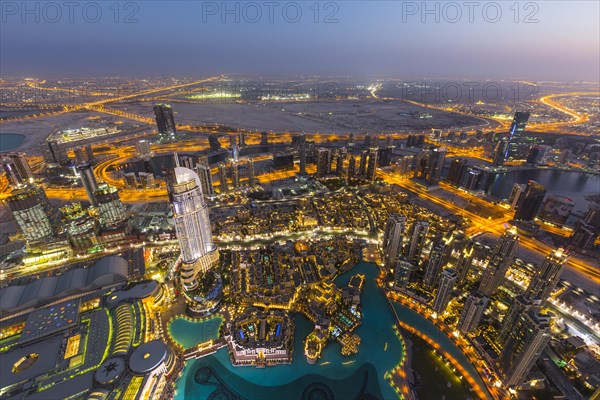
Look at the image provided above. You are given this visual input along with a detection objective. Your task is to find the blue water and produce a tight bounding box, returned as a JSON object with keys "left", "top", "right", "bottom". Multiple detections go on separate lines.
{"left": 0, "top": 134, "right": 26, "bottom": 152}
{"left": 169, "top": 316, "right": 223, "bottom": 349}
{"left": 175, "top": 262, "right": 485, "bottom": 399}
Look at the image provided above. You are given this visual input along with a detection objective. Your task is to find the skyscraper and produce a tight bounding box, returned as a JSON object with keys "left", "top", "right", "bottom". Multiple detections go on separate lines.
{"left": 1, "top": 152, "right": 33, "bottom": 186}
{"left": 261, "top": 132, "right": 269, "bottom": 146}
{"left": 359, "top": 151, "right": 368, "bottom": 177}
{"left": 426, "top": 146, "right": 446, "bottom": 185}
{"left": 506, "top": 111, "right": 531, "bottom": 161}
{"left": 383, "top": 215, "right": 406, "bottom": 267}
{"left": 455, "top": 241, "right": 475, "bottom": 285}
{"left": 348, "top": 133, "right": 355, "bottom": 147}
{"left": 514, "top": 180, "right": 546, "bottom": 221}
{"left": 394, "top": 259, "right": 416, "bottom": 288}
{"left": 446, "top": 158, "right": 467, "bottom": 186}
{"left": 492, "top": 226, "right": 519, "bottom": 264}
{"left": 499, "top": 312, "right": 551, "bottom": 387}
{"left": 218, "top": 164, "right": 229, "bottom": 193}
{"left": 77, "top": 163, "right": 99, "bottom": 207}
{"left": 348, "top": 155, "right": 356, "bottom": 177}
{"left": 463, "top": 168, "right": 481, "bottom": 190}
{"left": 93, "top": 183, "right": 127, "bottom": 228}
{"left": 196, "top": 161, "right": 215, "bottom": 196}
{"left": 498, "top": 294, "right": 541, "bottom": 345}
{"left": 526, "top": 248, "right": 568, "bottom": 306}
{"left": 423, "top": 241, "right": 449, "bottom": 288}
{"left": 231, "top": 162, "right": 240, "bottom": 188}
{"left": 5, "top": 185, "right": 55, "bottom": 243}
{"left": 492, "top": 138, "right": 510, "bottom": 166}
{"left": 405, "top": 220, "right": 429, "bottom": 263}
{"left": 298, "top": 134, "right": 307, "bottom": 176}
{"left": 153, "top": 104, "right": 176, "bottom": 137}
{"left": 457, "top": 292, "right": 488, "bottom": 334}
{"left": 508, "top": 183, "right": 527, "bottom": 209}
{"left": 247, "top": 159, "right": 256, "bottom": 186}
{"left": 478, "top": 256, "right": 509, "bottom": 297}
{"left": 167, "top": 162, "right": 219, "bottom": 290}
{"left": 433, "top": 268, "right": 458, "bottom": 314}
{"left": 366, "top": 148, "right": 379, "bottom": 181}
{"left": 316, "top": 148, "right": 331, "bottom": 177}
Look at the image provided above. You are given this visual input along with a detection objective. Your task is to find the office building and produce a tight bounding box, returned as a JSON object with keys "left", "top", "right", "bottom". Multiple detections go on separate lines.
{"left": 208, "top": 135, "right": 221, "bottom": 151}
{"left": 378, "top": 146, "right": 393, "bottom": 167}
{"left": 77, "top": 163, "right": 99, "bottom": 207}
{"left": 45, "top": 140, "right": 69, "bottom": 164}
{"left": 526, "top": 248, "right": 568, "bottom": 306}
{"left": 261, "top": 132, "right": 269, "bottom": 146}
{"left": 499, "top": 312, "right": 551, "bottom": 387}
{"left": 366, "top": 148, "right": 379, "bottom": 181}
{"left": 316, "top": 148, "right": 331, "bottom": 178}
{"left": 404, "top": 220, "right": 429, "bottom": 263}
{"left": 298, "top": 134, "right": 307, "bottom": 175}
{"left": 348, "top": 133, "right": 355, "bottom": 147}
{"left": 383, "top": 215, "right": 406, "bottom": 267}
{"left": 457, "top": 292, "right": 488, "bottom": 334}
{"left": 93, "top": 183, "right": 127, "bottom": 228}
{"left": 505, "top": 111, "right": 531, "bottom": 160}
{"left": 348, "top": 155, "right": 356, "bottom": 177}
{"left": 479, "top": 256, "right": 510, "bottom": 297}
{"left": 1, "top": 152, "right": 33, "bottom": 186}
{"left": 135, "top": 140, "right": 152, "bottom": 157}
{"left": 153, "top": 104, "right": 176, "bottom": 137}
{"left": 493, "top": 226, "right": 519, "bottom": 264}
{"left": 166, "top": 161, "right": 219, "bottom": 290}
{"left": 196, "top": 161, "right": 215, "bottom": 196}
{"left": 231, "top": 162, "right": 240, "bottom": 188}
{"left": 446, "top": 158, "right": 467, "bottom": 186}
{"left": 492, "top": 138, "right": 510, "bottom": 166}
{"left": 514, "top": 180, "right": 546, "bottom": 221}
{"left": 4, "top": 185, "right": 55, "bottom": 242}
{"left": 335, "top": 150, "right": 345, "bottom": 176}
{"left": 498, "top": 294, "right": 541, "bottom": 345}
{"left": 394, "top": 259, "right": 416, "bottom": 288}
{"left": 463, "top": 168, "right": 481, "bottom": 190}
{"left": 247, "top": 159, "right": 256, "bottom": 186}
{"left": 433, "top": 268, "right": 458, "bottom": 314}
{"left": 218, "top": 163, "right": 229, "bottom": 193}
{"left": 60, "top": 202, "right": 99, "bottom": 250}
{"left": 359, "top": 151, "right": 368, "bottom": 177}
{"left": 456, "top": 241, "right": 475, "bottom": 284}
{"left": 508, "top": 183, "right": 527, "bottom": 209}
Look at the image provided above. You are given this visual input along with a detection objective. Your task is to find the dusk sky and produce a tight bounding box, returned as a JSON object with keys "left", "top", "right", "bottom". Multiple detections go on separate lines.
{"left": 1, "top": 1, "right": 598, "bottom": 80}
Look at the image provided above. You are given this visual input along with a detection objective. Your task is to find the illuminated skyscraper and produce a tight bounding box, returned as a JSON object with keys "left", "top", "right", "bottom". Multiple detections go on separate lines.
{"left": 196, "top": 161, "right": 215, "bottom": 196}
{"left": 1, "top": 152, "right": 33, "bottom": 186}
{"left": 394, "top": 259, "right": 416, "bottom": 288}
{"left": 433, "top": 268, "right": 457, "bottom": 314}
{"left": 478, "top": 256, "right": 509, "bottom": 297}
{"left": 506, "top": 111, "right": 530, "bottom": 160}
{"left": 298, "top": 133, "right": 307, "bottom": 176}
{"left": 77, "top": 163, "right": 99, "bottom": 207}
{"left": 457, "top": 291, "right": 488, "bottom": 334}
{"left": 425, "top": 146, "right": 446, "bottom": 185}
{"left": 405, "top": 220, "right": 429, "bottom": 263}
{"left": 153, "top": 104, "right": 176, "bottom": 137}
{"left": 93, "top": 183, "right": 127, "bottom": 228}
{"left": 446, "top": 158, "right": 467, "bottom": 186}
{"left": 5, "top": 185, "right": 55, "bottom": 243}
{"left": 423, "top": 241, "right": 449, "bottom": 288}
{"left": 218, "top": 164, "right": 229, "bottom": 193}
{"left": 492, "top": 138, "right": 510, "bottom": 166}
{"left": 383, "top": 215, "right": 406, "bottom": 267}
{"left": 508, "top": 183, "right": 526, "bottom": 209}
{"left": 499, "top": 312, "right": 551, "bottom": 387}
{"left": 366, "top": 148, "right": 379, "bottom": 181}
{"left": 167, "top": 161, "right": 219, "bottom": 290}
{"left": 359, "top": 151, "right": 368, "bottom": 177}
{"left": 247, "top": 159, "right": 256, "bottom": 186}
{"left": 455, "top": 241, "right": 475, "bottom": 284}
{"left": 231, "top": 162, "right": 240, "bottom": 188}
{"left": 526, "top": 248, "right": 568, "bottom": 306}
{"left": 514, "top": 180, "right": 546, "bottom": 221}
{"left": 498, "top": 294, "right": 541, "bottom": 345}
{"left": 261, "top": 132, "right": 269, "bottom": 146}
{"left": 493, "top": 227, "right": 519, "bottom": 264}
{"left": 316, "top": 148, "right": 331, "bottom": 177}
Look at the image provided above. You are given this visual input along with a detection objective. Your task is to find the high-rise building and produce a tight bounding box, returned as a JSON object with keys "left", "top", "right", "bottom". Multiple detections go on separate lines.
{"left": 366, "top": 148, "right": 379, "bottom": 181}
{"left": 394, "top": 259, "right": 416, "bottom": 288}
{"left": 492, "top": 138, "right": 510, "bottom": 166}
{"left": 84, "top": 144, "right": 95, "bottom": 163}
{"left": 153, "top": 104, "right": 176, "bottom": 137}
{"left": 77, "top": 163, "right": 99, "bottom": 207}
{"left": 424, "top": 147, "right": 446, "bottom": 185}
{"left": 506, "top": 111, "right": 531, "bottom": 160}
{"left": 5, "top": 185, "right": 55, "bottom": 242}
{"left": 195, "top": 161, "right": 215, "bottom": 196}
{"left": 231, "top": 162, "right": 240, "bottom": 188}
{"left": 478, "top": 256, "right": 510, "bottom": 297}
{"left": 335, "top": 150, "right": 345, "bottom": 176}
{"left": 463, "top": 168, "right": 481, "bottom": 190}
{"left": 446, "top": 158, "right": 467, "bottom": 186}
{"left": 363, "top": 134, "right": 372, "bottom": 147}
{"left": 166, "top": 162, "right": 219, "bottom": 290}
{"left": 261, "top": 132, "right": 269, "bottom": 146}
{"left": 423, "top": 241, "right": 449, "bottom": 288}
{"left": 499, "top": 312, "right": 551, "bottom": 387}
{"left": 508, "top": 183, "right": 527, "bottom": 209}
{"left": 526, "top": 145, "right": 550, "bottom": 165}
{"left": 433, "top": 268, "right": 458, "bottom": 314}
{"left": 457, "top": 292, "right": 489, "bottom": 334}
{"left": 45, "top": 140, "right": 69, "bottom": 164}
{"left": 526, "top": 248, "right": 568, "bottom": 306}
{"left": 359, "top": 151, "right": 368, "bottom": 177}
{"left": 383, "top": 215, "right": 406, "bottom": 267}
{"left": 405, "top": 220, "right": 429, "bottom": 263}
{"left": 1, "top": 152, "right": 33, "bottom": 186}
{"left": 60, "top": 202, "right": 99, "bottom": 250}
{"left": 498, "top": 294, "right": 541, "bottom": 345}
{"left": 229, "top": 134, "right": 237, "bottom": 147}
{"left": 514, "top": 180, "right": 546, "bottom": 221}
{"left": 348, "top": 133, "right": 355, "bottom": 147}
{"left": 247, "top": 159, "right": 256, "bottom": 186}
{"left": 378, "top": 147, "right": 393, "bottom": 167}
{"left": 298, "top": 134, "right": 307, "bottom": 176}
{"left": 218, "top": 164, "right": 228, "bottom": 193}
{"left": 348, "top": 155, "right": 356, "bottom": 177}
{"left": 493, "top": 226, "right": 519, "bottom": 264}
{"left": 238, "top": 132, "right": 246, "bottom": 147}
{"left": 74, "top": 147, "right": 87, "bottom": 164}
{"left": 208, "top": 135, "right": 221, "bottom": 151}
{"left": 93, "top": 183, "right": 127, "bottom": 228}
{"left": 455, "top": 241, "right": 475, "bottom": 284}
{"left": 316, "top": 148, "right": 331, "bottom": 177}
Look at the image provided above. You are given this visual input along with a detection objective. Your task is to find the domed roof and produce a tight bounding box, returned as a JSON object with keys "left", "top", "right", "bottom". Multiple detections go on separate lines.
{"left": 128, "top": 340, "right": 169, "bottom": 375}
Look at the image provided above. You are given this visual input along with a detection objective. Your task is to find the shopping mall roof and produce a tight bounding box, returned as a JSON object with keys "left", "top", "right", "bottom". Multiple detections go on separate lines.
{"left": 128, "top": 340, "right": 169, "bottom": 375}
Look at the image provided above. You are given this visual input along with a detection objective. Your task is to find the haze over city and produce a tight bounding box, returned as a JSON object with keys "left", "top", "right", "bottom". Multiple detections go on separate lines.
{"left": 0, "top": 2, "right": 599, "bottom": 400}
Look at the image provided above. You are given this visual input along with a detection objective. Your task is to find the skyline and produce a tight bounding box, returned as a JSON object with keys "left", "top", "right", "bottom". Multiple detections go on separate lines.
{"left": 1, "top": 1, "right": 599, "bottom": 80}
